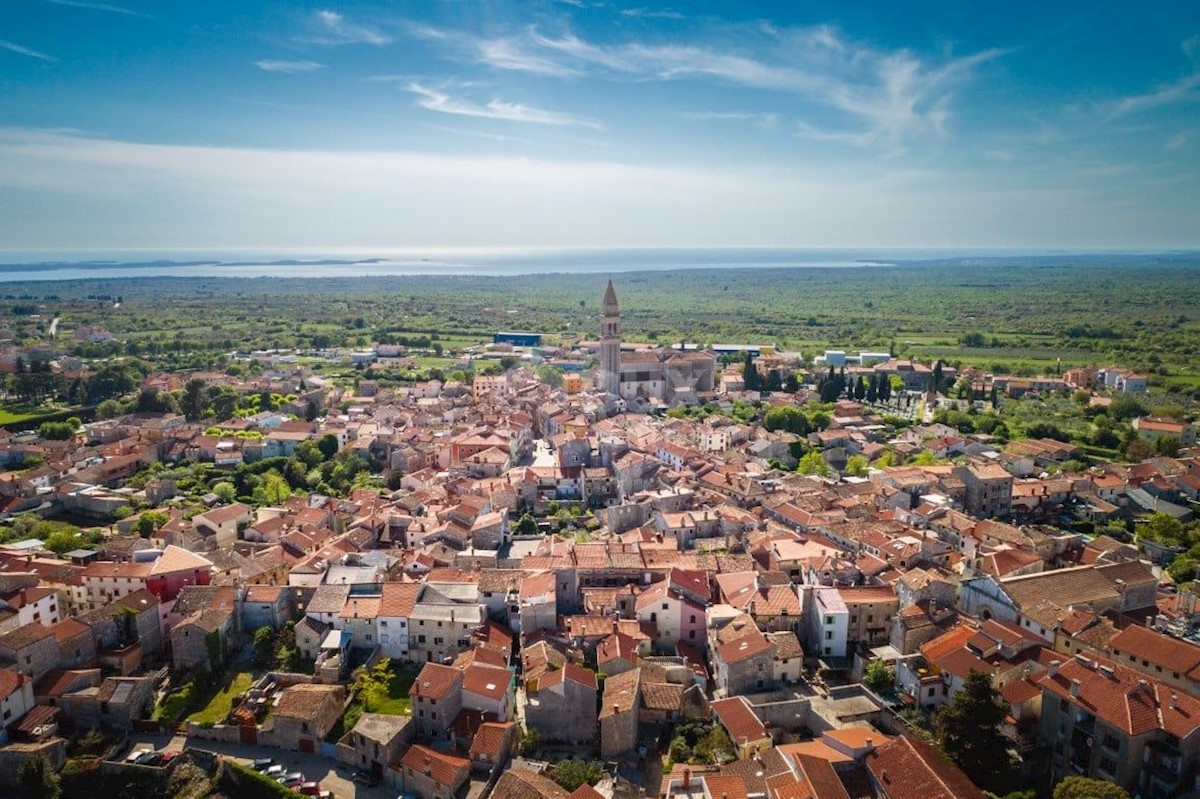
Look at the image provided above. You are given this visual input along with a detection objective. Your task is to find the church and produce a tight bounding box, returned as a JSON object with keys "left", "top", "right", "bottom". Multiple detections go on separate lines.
{"left": 595, "top": 280, "right": 716, "bottom": 407}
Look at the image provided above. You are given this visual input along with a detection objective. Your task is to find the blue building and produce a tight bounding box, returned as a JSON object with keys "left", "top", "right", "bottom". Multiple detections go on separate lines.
{"left": 493, "top": 331, "right": 543, "bottom": 347}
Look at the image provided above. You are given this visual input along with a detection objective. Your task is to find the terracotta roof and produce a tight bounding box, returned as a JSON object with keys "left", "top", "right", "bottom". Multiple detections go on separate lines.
{"left": 0, "top": 668, "right": 23, "bottom": 701}
{"left": 864, "top": 735, "right": 985, "bottom": 799}
{"left": 1107, "top": 624, "right": 1200, "bottom": 676}
{"left": 641, "top": 681, "right": 684, "bottom": 711}
{"left": 716, "top": 629, "right": 773, "bottom": 665}
{"left": 462, "top": 663, "right": 511, "bottom": 700}
{"left": 0, "top": 621, "right": 55, "bottom": 651}
{"left": 600, "top": 667, "right": 640, "bottom": 718}
{"left": 400, "top": 744, "right": 470, "bottom": 786}
{"left": 273, "top": 683, "right": 345, "bottom": 720}
{"left": 149, "top": 544, "right": 213, "bottom": 575}
{"left": 711, "top": 696, "right": 768, "bottom": 744}
{"left": 379, "top": 581, "right": 421, "bottom": 617}
{"left": 410, "top": 662, "right": 462, "bottom": 700}
{"left": 793, "top": 753, "right": 853, "bottom": 799}
{"left": 469, "top": 721, "right": 515, "bottom": 760}
{"left": 492, "top": 768, "right": 572, "bottom": 799}
{"left": 1037, "top": 654, "right": 1200, "bottom": 737}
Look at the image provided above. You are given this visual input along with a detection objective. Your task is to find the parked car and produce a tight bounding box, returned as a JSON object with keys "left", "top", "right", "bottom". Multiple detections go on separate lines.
{"left": 159, "top": 752, "right": 181, "bottom": 765}
{"left": 279, "top": 773, "right": 305, "bottom": 788}
{"left": 265, "top": 765, "right": 286, "bottom": 777}
{"left": 140, "top": 753, "right": 164, "bottom": 766}
{"left": 351, "top": 772, "right": 379, "bottom": 786}
{"left": 125, "top": 749, "right": 154, "bottom": 764}
{"left": 298, "top": 782, "right": 322, "bottom": 796}
{"left": 252, "top": 758, "right": 274, "bottom": 771}
{"left": 318, "top": 792, "right": 333, "bottom": 799}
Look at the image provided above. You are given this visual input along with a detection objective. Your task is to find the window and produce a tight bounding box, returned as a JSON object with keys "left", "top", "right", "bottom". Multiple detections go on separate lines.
{"left": 381, "top": 620, "right": 388, "bottom": 627}
{"left": 689, "top": 630, "right": 696, "bottom": 639}
{"left": 690, "top": 615, "right": 697, "bottom": 623}
{"left": 662, "top": 602, "right": 669, "bottom": 610}
{"left": 1099, "top": 756, "right": 1117, "bottom": 776}
{"left": 825, "top": 615, "right": 833, "bottom": 625}
{"left": 1102, "top": 733, "right": 1119, "bottom": 750}
{"left": 825, "top": 631, "right": 833, "bottom": 640}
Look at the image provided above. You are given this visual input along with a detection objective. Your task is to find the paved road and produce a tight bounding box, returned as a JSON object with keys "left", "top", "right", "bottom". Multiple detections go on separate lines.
{"left": 127, "top": 730, "right": 395, "bottom": 799}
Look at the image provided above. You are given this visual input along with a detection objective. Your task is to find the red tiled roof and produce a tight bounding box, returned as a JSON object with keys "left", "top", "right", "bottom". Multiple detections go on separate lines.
{"left": 864, "top": 735, "right": 985, "bottom": 799}
{"left": 711, "top": 696, "right": 768, "bottom": 744}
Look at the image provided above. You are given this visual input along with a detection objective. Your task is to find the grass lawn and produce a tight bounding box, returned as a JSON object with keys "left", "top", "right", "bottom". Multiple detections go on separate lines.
{"left": 0, "top": 408, "right": 46, "bottom": 425}
{"left": 187, "top": 671, "right": 254, "bottom": 725}
{"left": 365, "top": 666, "right": 415, "bottom": 715}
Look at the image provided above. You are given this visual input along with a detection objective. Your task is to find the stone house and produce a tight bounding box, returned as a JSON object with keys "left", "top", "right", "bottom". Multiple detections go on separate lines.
{"left": 50, "top": 618, "right": 96, "bottom": 670}
{"left": 169, "top": 606, "right": 234, "bottom": 672}
{"left": 351, "top": 712, "right": 414, "bottom": 781}
{"left": 271, "top": 683, "right": 346, "bottom": 752}
{"left": 600, "top": 667, "right": 641, "bottom": 757}
{"left": 467, "top": 721, "right": 517, "bottom": 775}
{"left": 0, "top": 622, "right": 59, "bottom": 680}
{"left": 397, "top": 744, "right": 471, "bottom": 799}
{"left": 241, "top": 584, "right": 294, "bottom": 631}
{"left": 410, "top": 662, "right": 463, "bottom": 741}
{"left": 524, "top": 663, "right": 598, "bottom": 745}
{"left": 461, "top": 662, "right": 514, "bottom": 721}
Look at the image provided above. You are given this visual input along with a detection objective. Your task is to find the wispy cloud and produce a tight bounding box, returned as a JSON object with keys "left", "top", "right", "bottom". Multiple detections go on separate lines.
{"left": 0, "top": 40, "right": 57, "bottom": 62}
{"left": 410, "top": 22, "right": 1006, "bottom": 148}
{"left": 1184, "top": 35, "right": 1200, "bottom": 59}
{"left": 620, "top": 8, "right": 684, "bottom": 20}
{"left": 1109, "top": 71, "right": 1200, "bottom": 117}
{"left": 1166, "top": 131, "right": 1191, "bottom": 151}
{"left": 307, "top": 10, "right": 392, "bottom": 46}
{"left": 682, "top": 110, "right": 779, "bottom": 129}
{"left": 42, "top": 0, "right": 140, "bottom": 15}
{"left": 255, "top": 59, "right": 324, "bottom": 74}
{"left": 406, "top": 83, "right": 603, "bottom": 129}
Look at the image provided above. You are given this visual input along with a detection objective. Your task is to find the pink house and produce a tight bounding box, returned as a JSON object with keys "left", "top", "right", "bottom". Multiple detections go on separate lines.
{"left": 144, "top": 545, "right": 213, "bottom": 603}
{"left": 634, "top": 581, "right": 706, "bottom": 653}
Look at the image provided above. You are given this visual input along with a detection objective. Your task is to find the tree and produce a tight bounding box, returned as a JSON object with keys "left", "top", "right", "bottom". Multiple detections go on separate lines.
{"left": 796, "top": 450, "right": 831, "bottom": 477}
{"left": 515, "top": 513, "right": 538, "bottom": 535}
{"left": 181, "top": 378, "right": 207, "bottom": 420}
{"left": 1138, "top": 512, "right": 1186, "bottom": 547}
{"left": 763, "top": 406, "right": 810, "bottom": 435}
{"left": 38, "top": 421, "right": 75, "bottom": 440}
{"left": 317, "top": 433, "right": 340, "bottom": 461}
{"left": 844, "top": 454, "right": 869, "bottom": 477}
{"left": 19, "top": 754, "right": 61, "bottom": 799}
{"left": 518, "top": 725, "right": 540, "bottom": 756}
{"left": 212, "top": 481, "right": 237, "bottom": 503}
{"left": 252, "top": 626, "right": 277, "bottom": 668}
{"left": 934, "top": 670, "right": 1017, "bottom": 790}
{"left": 548, "top": 760, "right": 603, "bottom": 792}
{"left": 353, "top": 657, "right": 397, "bottom": 712}
{"left": 1052, "top": 776, "right": 1130, "bottom": 799}
{"left": 742, "top": 353, "right": 760, "bottom": 392}
{"left": 863, "top": 659, "right": 894, "bottom": 692}
{"left": 136, "top": 510, "right": 169, "bottom": 538}
{"left": 253, "top": 470, "right": 292, "bottom": 506}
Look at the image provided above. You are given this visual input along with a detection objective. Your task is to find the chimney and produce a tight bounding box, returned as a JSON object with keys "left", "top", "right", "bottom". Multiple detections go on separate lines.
{"left": 1048, "top": 660, "right": 1061, "bottom": 677}
{"left": 1171, "top": 695, "right": 1180, "bottom": 710}
{"left": 613, "top": 704, "right": 620, "bottom": 715}
{"left": 1070, "top": 679, "right": 1082, "bottom": 697}
{"left": 423, "top": 758, "right": 432, "bottom": 776}
{"left": 865, "top": 737, "right": 874, "bottom": 751}
{"left": 682, "top": 769, "right": 691, "bottom": 790}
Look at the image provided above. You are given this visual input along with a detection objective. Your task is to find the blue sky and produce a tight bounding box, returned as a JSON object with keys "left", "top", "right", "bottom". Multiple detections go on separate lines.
{"left": 1, "top": 0, "right": 1198, "bottom": 250}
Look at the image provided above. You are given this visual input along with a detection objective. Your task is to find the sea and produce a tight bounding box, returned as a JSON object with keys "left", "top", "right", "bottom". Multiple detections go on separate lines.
{"left": 0, "top": 246, "right": 1125, "bottom": 282}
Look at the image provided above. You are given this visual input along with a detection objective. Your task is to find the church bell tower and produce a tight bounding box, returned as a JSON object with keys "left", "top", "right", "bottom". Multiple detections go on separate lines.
{"left": 599, "top": 279, "right": 621, "bottom": 395}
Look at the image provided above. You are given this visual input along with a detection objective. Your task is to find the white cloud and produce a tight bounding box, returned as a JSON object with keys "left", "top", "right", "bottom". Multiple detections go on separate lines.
{"left": 420, "top": 23, "right": 1006, "bottom": 148}
{"left": 406, "top": 83, "right": 603, "bottom": 129}
{"left": 0, "top": 128, "right": 1192, "bottom": 249}
{"left": 308, "top": 10, "right": 392, "bottom": 46}
{"left": 1166, "top": 131, "right": 1191, "bottom": 151}
{"left": 1109, "top": 71, "right": 1200, "bottom": 117}
{"left": 1184, "top": 35, "right": 1199, "bottom": 59}
{"left": 42, "top": 0, "right": 139, "bottom": 15}
{"left": 620, "top": 8, "right": 684, "bottom": 20}
{"left": 255, "top": 59, "right": 324, "bottom": 74}
{"left": 0, "top": 40, "right": 57, "bottom": 62}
